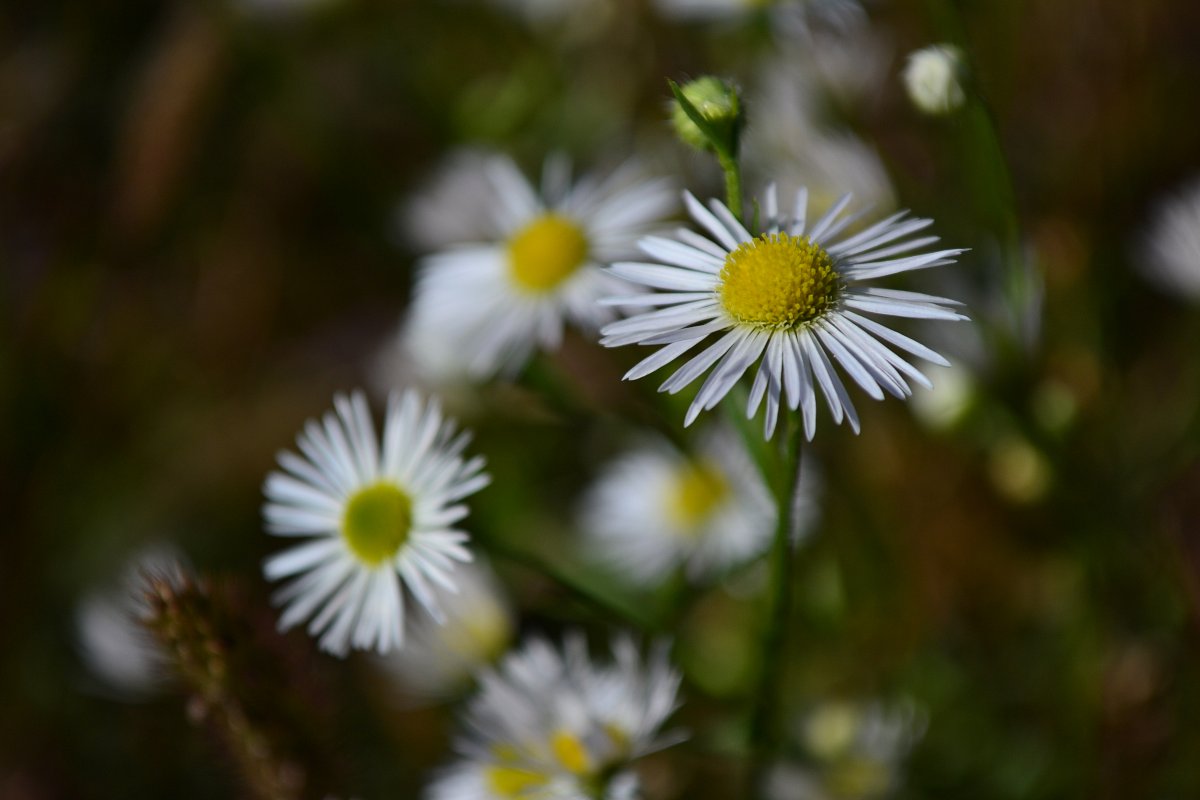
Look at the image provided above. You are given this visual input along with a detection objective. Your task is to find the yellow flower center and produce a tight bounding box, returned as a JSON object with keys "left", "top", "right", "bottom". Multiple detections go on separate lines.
{"left": 486, "top": 765, "right": 549, "bottom": 798}
{"left": 341, "top": 483, "right": 413, "bottom": 567}
{"left": 668, "top": 460, "right": 730, "bottom": 528}
{"left": 551, "top": 729, "right": 592, "bottom": 775}
{"left": 508, "top": 213, "right": 589, "bottom": 293}
{"left": 718, "top": 233, "right": 840, "bottom": 329}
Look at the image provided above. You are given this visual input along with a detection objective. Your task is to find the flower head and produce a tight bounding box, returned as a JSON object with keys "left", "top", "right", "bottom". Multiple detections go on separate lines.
{"left": 408, "top": 154, "right": 676, "bottom": 379}
{"left": 379, "top": 559, "right": 514, "bottom": 698}
{"left": 769, "top": 699, "right": 926, "bottom": 800}
{"left": 262, "top": 390, "right": 489, "bottom": 656}
{"left": 902, "top": 44, "right": 966, "bottom": 116}
{"left": 1136, "top": 177, "right": 1200, "bottom": 301}
{"left": 600, "top": 187, "right": 967, "bottom": 439}
{"left": 426, "top": 634, "right": 683, "bottom": 800}
{"left": 580, "top": 427, "right": 803, "bottom": 584}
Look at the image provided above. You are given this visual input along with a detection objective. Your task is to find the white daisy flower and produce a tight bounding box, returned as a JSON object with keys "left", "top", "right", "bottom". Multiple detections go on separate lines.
{"left": 768, "top": 699, "right": 926, "bottom": 800}
{"left": 580, "top": 427, "right": 803, "bottom": 585}
{"left": 378, "top": 559, "right": 514, "bottom": 698}
{"left": 427, "top": 634, "right": 683, "bottom": 800}
{"left": 409, "top": 154, "right": 677, "bottom": 379}
{"left": 1137, "top": 177, "right": 1200, "bottom": 301}
{"left": 262, "top": 390, "right": 490, "bottom": 657}
{"left": 600, "top": 188, "right": 968, "bottom": 439}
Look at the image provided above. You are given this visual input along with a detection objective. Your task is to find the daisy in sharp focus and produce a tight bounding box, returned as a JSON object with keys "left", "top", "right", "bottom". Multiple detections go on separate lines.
{"left": 409, "top": 154, "right": 677, "bottom": 380}
{"left": 426, "top": 634, "right": 683, "bottom": 800}
{"left": 581, "top": 427, "right": 808, "bottom": 585}
{"left": 600, "top": 187, "right": 968, "bottom": 439}
{"left": 262, "top": 390, "right": 489, "bottom": 657}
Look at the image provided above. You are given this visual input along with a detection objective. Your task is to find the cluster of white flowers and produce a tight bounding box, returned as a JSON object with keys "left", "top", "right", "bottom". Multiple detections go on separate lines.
{"left": 232, "top": 7, "right": 976, "bottom": 797}
{"left": 427, "top": 634, "right": 682, "bottom": 800}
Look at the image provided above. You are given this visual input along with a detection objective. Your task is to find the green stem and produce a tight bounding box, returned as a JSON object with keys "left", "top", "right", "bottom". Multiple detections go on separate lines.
{"left": 747, "top": 417, "right": 804, "bottom": 799}
{"left": 717, "top": 150, "right": 743, "bottom": 222}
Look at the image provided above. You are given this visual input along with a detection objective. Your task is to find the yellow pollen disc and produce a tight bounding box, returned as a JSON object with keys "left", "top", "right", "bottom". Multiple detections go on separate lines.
{"left": 341, "top": 483, "right": 413, "bottom": 567}
{"left": 550, "top": 730, "right": 592, "bottom": 775}
{"left": 718, "top": 233, "right": 840, "bottom": 329}
{"left": 486, "top": 765, "right": 548, "bottom": 798}
{"left": 507, "top": 213, "right": 589, "bottom": 293}
{"left": 668, "top": 460, "right": 729, "bottom": 528}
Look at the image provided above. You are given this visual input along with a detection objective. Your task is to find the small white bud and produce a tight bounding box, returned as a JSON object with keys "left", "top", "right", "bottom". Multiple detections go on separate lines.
{"left": 902, "top": 44, "right": 967, "bottom": 115}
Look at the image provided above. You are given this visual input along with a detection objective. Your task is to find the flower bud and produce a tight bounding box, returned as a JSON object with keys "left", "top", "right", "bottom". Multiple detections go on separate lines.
{"left": 671, "top": 76, "right": 744, "bottom": 154}
{"left": 902, "top": 44, "right": 966, "bottom": 115}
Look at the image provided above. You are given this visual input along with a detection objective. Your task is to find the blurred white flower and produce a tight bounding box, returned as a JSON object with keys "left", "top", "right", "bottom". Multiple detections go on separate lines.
{"left": 408, "top": 153, "right": 676, "bottom": 379}
{"left": 601, "top": 187, "right": 967, "bottom": 439}
{"left": 368, "top": 313, "right": 478, "bottom": 413}
{"left": 1136, "top": 177, "right": 1200, "bottom": 301}
{"left": 262, "top": 390, "right": 489, "bottom": 657}
{"left": 378, "top": 559, "right": 514, "bottom": 698}
{"left": 485, "top": 0, "right": 616, "bottom": 36}
{"left": 426, "top": 634, "right": 683, "bottom": 800}
{"left": 909, "top": 361, "right": 974, "bottom": 430}
{"left": 744, "top": 57, "right": 895, "bottom": 216}
{"left": 653, "top": 0, "right": 864, "bottom": 36}
{"left": 902, "top": 44, "right": 966, "bottom": 116}
{"left": 75, "top": 545, "right": 186, "bottom": 697}
{"left": 580, "top": 428, "right": 800, "bottom": 585}
{"left": 769, "top": 699, "right": 926, "bottom": 800}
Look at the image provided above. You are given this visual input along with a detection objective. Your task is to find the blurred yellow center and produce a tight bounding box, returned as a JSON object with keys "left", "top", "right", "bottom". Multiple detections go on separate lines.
{"left": 718, "top": 233, "right": 840, "bottom": 329}
{"left": 486, "top": 765, "right": 548, "bottom": 797}
{"left": 342, "top": 483, "right": 412, "bottom": 566}
{"left": 508, "top": 213, "right": 589, "bottom": 293}
{"left": 443, "top": 601, "right": 512, "bottom": 663}
{"left": 551, "top": 730, "right": 592, "bottom": 775}
{"left": 668, "top": 461, "right": 729, "bottom": 527}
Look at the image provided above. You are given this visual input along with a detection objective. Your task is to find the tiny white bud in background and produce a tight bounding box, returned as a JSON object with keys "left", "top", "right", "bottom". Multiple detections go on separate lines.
{"left": 902, "top": 44, "right": 966, "bottom": 115}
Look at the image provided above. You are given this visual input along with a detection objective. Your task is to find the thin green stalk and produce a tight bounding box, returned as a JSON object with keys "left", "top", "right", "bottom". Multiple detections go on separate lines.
{"left": 923, "top": 0, "right": 1032, "bottom": 361}
{"left": 718, "top": 150, "right": 744, "bottom": 223}
{"left": 747, "top": 416, "right": 804, "bottom": 799}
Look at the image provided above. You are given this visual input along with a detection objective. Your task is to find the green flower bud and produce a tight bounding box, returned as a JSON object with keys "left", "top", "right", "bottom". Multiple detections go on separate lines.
{"left": 670, "top": 76, "right": 744, "bottom": 156}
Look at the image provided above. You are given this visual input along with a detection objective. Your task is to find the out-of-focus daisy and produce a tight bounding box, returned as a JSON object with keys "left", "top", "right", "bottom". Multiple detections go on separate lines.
{"left": 378, "top": 559, "right": 514, "bottom": 698}
{"left": 262, "top": 390, "right": 489, "bottom": 657}
{"left": 1137, "top": 177, "right": 1200, "bottom": 301}
{"left": 769, "top": 699, "right": 926, "bottom": 800}
{"left": 75, "top": 545, "right": 187, "bottom": 696}
{"left": 484, "top": 0, "right": 615, "bottom": 36}
{"left": 409, "top": 154, "right": 676, "bottom": 379}
{"left": 744, "top": 59, "right": 895, "bottom": 215}
{"left": 580, "top": 428, "right": 805, "bottom": 585}
{"left": 368, "top": 314, "right": 478, "bottom": 414}
{"left": 426, "top": 634, "right": 683, "bottom": 800}
{"left": 653, "top": 0, "right": 864, "bottom": 35}
{"left": 600, "top": 188, "right": 967, "bottom": 439}
{"left": 902, "top": 44, "right": 966, "bottom": 116}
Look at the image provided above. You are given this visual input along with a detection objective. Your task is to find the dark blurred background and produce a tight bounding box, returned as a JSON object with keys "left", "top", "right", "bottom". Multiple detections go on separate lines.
{"left": 4, "top": 0, "right": 1200, "bottom": 797}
